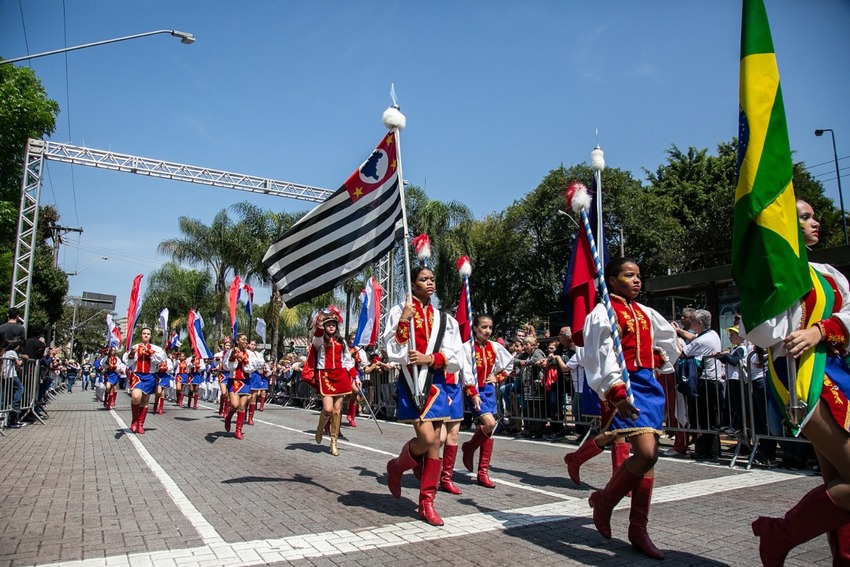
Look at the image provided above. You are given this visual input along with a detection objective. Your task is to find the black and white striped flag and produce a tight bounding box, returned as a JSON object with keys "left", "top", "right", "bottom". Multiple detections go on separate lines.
{"left": 263, "top": 132, "right": 404, "bottom": 307}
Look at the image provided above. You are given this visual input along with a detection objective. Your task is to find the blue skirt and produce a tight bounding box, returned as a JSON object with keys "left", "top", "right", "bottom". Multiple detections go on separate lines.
{"left": 132, "top": 372, "right": 157, "bottom": 396}
{"left": 471, "top": 383, "right": 498, "bottom": 418}
{"left": 444, "top": 382, "right": 464, "bottom": 421}
{"left": 105, "top": 371, "right": 120, "bottom": 385}
{"left": 189, "top": 372, "right": 203, "bottom": 385}
{"left": 605, "top": 367, "right": 665, "bottom": 435}
{"left": 157, "top": 373, "right": 173, "bottom": 388}
{"left": 251, "top": 372, "right": 268, "bottom": 391}
{"left": 397, "top": 370, "right": 450, "bottom": 422}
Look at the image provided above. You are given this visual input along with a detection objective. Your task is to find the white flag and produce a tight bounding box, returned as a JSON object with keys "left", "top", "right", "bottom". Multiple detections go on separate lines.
{"left": 255, "top": 318, "right": 267, "bottom": 345}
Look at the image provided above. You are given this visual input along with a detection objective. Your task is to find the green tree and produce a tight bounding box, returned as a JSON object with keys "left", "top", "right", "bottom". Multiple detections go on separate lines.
{"left": 0, "top": 63, "right": 65, "bottom": 327}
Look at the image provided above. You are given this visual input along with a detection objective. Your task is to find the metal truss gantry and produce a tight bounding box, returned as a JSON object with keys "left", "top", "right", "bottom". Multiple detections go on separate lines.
{"left": 13, "top": 139, "right": 395, "bottom": 332}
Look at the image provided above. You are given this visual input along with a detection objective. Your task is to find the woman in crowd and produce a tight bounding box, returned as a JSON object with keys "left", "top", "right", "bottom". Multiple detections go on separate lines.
{"left": 65, "top": 358, "right": 80, "bottom": 393}
{"left": 311, "top": 307, "right": 354, "bottom": 456}
{"left": 517, "top": 336, "right": 545, "bottom": 438}
{"left": 747, "top": 200, "right": 850, "bottom": 566}
{"left": 224, "top": 333, "right": 252, "bottom": 440}
{"left": 101, "top": 346, "right": 123, "bottom": 410}
{"left": 383, "top": 265, "right": 463, "bottom": 526}
{"left": 582, "top": 257, "right": 679, "bottom": 560}
{"left": 126, "top": 327, "right": 167, "bottom": 434}
{"left": 214, "top": 337, "right": 231, "bottom": 417}
{"left": 184, "top": 354, "right": 205, "bottom": 410}
{"left": 174, "top": 352, "right": 189, "bottom": 408}
{"left": 460, "top": 314, "right": 514, "bottom": 489}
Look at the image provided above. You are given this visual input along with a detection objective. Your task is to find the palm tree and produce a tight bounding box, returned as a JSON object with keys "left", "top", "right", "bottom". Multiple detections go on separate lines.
{"left": 136, "top": 262, "right": 214, "bottom": 348}
{"left": 405, "top": 185, "right": 473, "bottom": 308}
{"left": 229, "top": 201, "right": 302, "bottom": 361}
{"left": 158, "top": 210, "right": 250, "bottom": 338}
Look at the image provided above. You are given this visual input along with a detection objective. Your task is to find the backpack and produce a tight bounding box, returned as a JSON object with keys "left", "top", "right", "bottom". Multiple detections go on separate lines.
{"left": 676, "top": 356, "right": 700, "bottom": 398}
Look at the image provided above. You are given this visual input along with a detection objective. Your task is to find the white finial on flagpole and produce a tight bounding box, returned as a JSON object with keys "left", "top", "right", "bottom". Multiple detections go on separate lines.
{"left": 591, "top": 143, "right": 605, "bottom": 172}
{"left": 383, "top": 83, "right": 406, "bottom": 130}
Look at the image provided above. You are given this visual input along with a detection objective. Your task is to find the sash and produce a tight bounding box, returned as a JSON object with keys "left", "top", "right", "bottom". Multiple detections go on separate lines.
{"left": 767, "top": 265, "right": 833, "bottom": 435}
{"left": 399, "top": 310, "right": 447, "bottom": 412}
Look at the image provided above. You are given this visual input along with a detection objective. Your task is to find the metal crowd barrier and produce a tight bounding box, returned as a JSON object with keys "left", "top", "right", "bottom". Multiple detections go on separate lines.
{"left": 1, "top": 358, "right": 43, "bottom": 433}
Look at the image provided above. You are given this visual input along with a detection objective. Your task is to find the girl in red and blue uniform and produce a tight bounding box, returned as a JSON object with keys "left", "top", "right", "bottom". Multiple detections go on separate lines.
{"left": 224, "top": 333, "right": 252, "bottom": 440}
{"left": 460, "top": 314, "right": 514, "bottom": 489}
{"left": 582, "top": 258, "right": 679, "bottom": 560}
{"left": 126, "top": 327, "right": 167, "bottom": 434}
{"left": 384, "top": 265, "right": 464, "bottom": 526}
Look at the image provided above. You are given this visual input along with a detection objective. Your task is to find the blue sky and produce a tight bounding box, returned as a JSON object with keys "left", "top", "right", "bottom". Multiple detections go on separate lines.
{"left": 1, "top": 0, "right": 848, "bottom": 321}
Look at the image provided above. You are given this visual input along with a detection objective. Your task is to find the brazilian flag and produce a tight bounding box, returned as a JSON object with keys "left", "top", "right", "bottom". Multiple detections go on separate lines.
{"left": 732, "top": 0, "right": 809, "bottom": 332}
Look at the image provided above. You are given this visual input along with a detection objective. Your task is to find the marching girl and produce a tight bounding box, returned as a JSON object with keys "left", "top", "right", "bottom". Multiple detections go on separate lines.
{"left": 384, "top": 265, "right": 464, "bottom": 526}
{"left": 214, "top": 337, "right": 231, "bottom": 417}
{"left": 345, "top": 334, "right": 366, "bottom": 427}
{"left": 153, "top": 354, "right": 174, "bottom": 414}
{"left": 224, "top": 333, "right": 252, "bottom": 440}
{"left": 126, "top": 327, "right": 168, "bottom": 434}
{"left": 583, "top": 258, "right": 679, "bottom": 560}
{"left": 747, "top": 200, "right": 850, "bottom": 566}
{"left": 101, "top": 346, "right": 124, "bottom": 410}
{"left": 460, "top": 314, "right": 515, "bottom": 489}
{"left": 311, "top": 306, "right": 355, "bottom": 456}
{"left": 174, "top": 352, "right": 189, "bottom": 408}
{"left": 185, "top": 354, "right": 205, "bottom": 410}
{"left": 247, "top": 339, "right": 266, "bottom": 423}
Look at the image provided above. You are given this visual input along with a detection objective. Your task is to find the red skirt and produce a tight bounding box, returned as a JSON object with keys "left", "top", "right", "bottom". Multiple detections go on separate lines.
{"left": 317, "top": 367, "right": 352, "bottom": 397}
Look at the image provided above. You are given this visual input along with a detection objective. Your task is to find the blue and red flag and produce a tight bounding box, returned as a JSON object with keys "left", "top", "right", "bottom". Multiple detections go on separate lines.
{"left": 242, "top": 283, "right": 254, "bottom": 318}
{"left": 561, "top": 179, "right": 606, "bottom": 347}
{"left": 187, "top": 310, "right": 213, "bottom": 360}
{"left": 168, "top": 331, "right": 180, "bottom": 351}
{"left": 353, "top": 277, "right": 383, "bottom": 346}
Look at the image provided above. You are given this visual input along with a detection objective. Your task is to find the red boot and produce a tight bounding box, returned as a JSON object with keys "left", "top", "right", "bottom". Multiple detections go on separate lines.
{"left": 176, "top": 391, "right": 184, "bottom": 407}
{"left": 234, "top": 411, "right": 245, "bottom": 440}
{"left": 628, "top": 476, "right": 664, "bottom": 559}
{"left": 111, "top": 390, "right": 118, "bottom": 408}
{"left": 418, "top": 457, "right": 444, "bottom": 526}
{"left": 589, "top": 465, "right": 642, "bottom": 539}
{"left": 477, "top": 436, "right": 497, "bottom": 488}
{"left": 752, "top": 484, "right": 850, "bottom": 567}
{"left": 462, "top": 427, "right": 489, "bottom": 472}
{"left": 827, "top": 524, "right": 850, "bottom": 566}
{"left": 156, "top": 397, "right": 164, "bottom": 414}
{"left": 193, "top": 393, "right": 199, "bottom": 410}
{"left": 612, "top": 441, "right": 630, "bottom": 471}
{"left": 247, "top": 403, "right": 256, "bottom": 425}
{"left": 218, "top": 395, "right": 227, "bottom": 417}
{"left": 386, "top": 440, "right": 420, "bottom": 499}
{"left": 440, "top": 444, "right": 462, "bottom": 495}
{"left": 224, "top": 408, "right": 235, "bottom": 432}
{"left": 612, "top": 441, "right": 632, "bottom": 496}
{"left": 346, "top": 396, "right": 357, "bottom": 427}
{"left": 130, "top": 404, "right": 141, "bottom": 433}
{"left": 136, "top": 406, "right": 148, "bottom": 434}
{"left": 259, "top": 397, "right": 265, "bottom": 411}
{"left": 564, "top": 438, "right": 604, "bottom": 485}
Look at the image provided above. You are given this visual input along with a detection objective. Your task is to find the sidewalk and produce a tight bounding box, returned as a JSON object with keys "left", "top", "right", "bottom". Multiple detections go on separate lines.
{"left": 0, "top": 388, "right": 831, "bottom": 566}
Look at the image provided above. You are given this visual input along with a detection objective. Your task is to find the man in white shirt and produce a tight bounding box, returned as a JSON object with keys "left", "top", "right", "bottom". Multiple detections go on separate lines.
{"left": 682, "top": 309, "right": 723, "bottom": 459}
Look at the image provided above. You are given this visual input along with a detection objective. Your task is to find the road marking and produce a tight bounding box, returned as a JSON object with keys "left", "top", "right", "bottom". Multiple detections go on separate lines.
{"left": 109, "top": 410, "right": 225, "bottom": 546}
{"left": 33, "top": 465, "right": 795, "bottom": 567}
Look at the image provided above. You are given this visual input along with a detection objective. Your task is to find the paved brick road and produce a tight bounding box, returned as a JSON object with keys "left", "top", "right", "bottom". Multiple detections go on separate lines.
{"left": 0, "top": 389, "right": 830, "bottom": 566}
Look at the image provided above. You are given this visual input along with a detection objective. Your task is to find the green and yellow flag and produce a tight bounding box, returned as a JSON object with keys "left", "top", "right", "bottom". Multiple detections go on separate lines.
{"left": 732, "top": 0, "right": 809, "bottom": 332}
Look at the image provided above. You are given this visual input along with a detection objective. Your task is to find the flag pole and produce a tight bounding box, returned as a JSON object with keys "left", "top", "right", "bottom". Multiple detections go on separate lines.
{"left": 566, "top": 179, "right": 633, "bottom": 404}
{"left": 784, "top": 306, "right": 804, "bottom": 426}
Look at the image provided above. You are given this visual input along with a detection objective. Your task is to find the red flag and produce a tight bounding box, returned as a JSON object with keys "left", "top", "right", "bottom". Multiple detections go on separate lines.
{"left": 567, "top": 226, "right": 596, "bottom": 347}
{"left": 228, "top": 276, "right": 241, "bottom": 339}
{"left": 125, "top": 274, "right": 143, "bottom": 351}
{"left": 455, "top": 281, "right": 470, "bottom": 343}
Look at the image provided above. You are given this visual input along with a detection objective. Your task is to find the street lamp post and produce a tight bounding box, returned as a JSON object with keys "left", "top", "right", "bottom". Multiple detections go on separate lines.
{"left": 815, "top": 128, "right": 848, "bottom": 245}
{"left": 1, "top": 29, "right": 195, "bottom": 65}
{"left": 64, "top": 256, "right": 108, "bottom": 277}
